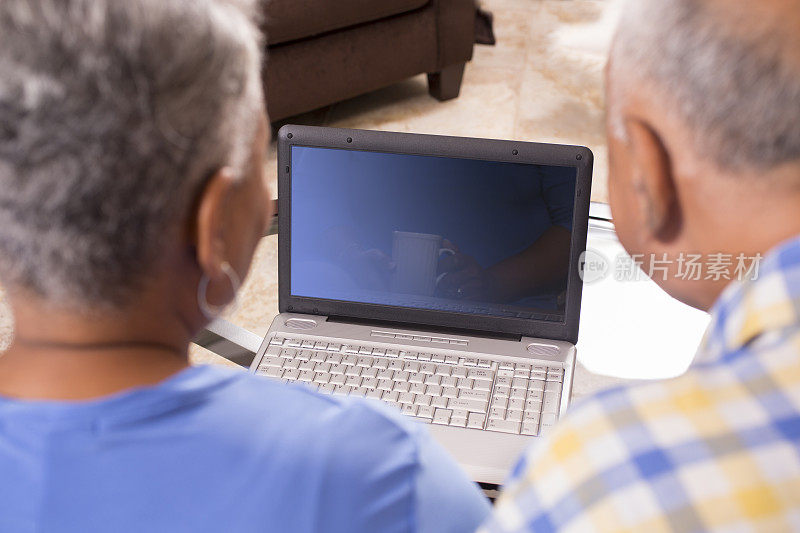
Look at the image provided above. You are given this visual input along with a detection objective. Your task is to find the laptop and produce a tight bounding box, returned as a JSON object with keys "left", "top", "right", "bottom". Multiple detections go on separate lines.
{"left": 249, "top": 125, "right": 593, "bottom": 484}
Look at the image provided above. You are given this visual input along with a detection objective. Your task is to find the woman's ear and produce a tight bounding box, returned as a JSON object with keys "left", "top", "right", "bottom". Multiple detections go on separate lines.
{"left": 626, "top": 119, "right": 681, "bottom": 243}
{"left": 193, "top": 167, "right": 237, "bottom": 279}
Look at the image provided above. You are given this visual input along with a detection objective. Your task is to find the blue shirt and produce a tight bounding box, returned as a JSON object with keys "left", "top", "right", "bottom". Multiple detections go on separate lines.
{"left": 0, "top": 365, "right": 490, "bottom": 532}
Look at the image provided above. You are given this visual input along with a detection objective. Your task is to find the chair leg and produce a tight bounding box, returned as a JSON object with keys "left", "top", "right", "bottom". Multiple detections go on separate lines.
{"left": 428, "top": 63, "right": 465, "bottom": 101}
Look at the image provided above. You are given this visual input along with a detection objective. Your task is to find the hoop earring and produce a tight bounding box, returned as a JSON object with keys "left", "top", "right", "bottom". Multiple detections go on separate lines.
{"left": 198, "top": 261, "right": 241, "bottom": 320}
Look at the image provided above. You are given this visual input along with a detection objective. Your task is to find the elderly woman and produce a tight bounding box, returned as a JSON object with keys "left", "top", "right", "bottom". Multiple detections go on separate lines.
{"left": 0, "top": 1, "right": 490, "bottom": 531}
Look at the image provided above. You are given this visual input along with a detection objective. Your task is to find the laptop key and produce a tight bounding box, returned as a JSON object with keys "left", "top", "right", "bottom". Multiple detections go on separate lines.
{"left": 360, "top": 367, "right": 378, "bottom": 379}
{"left": 467, "top": 413, "right": 486, "bottom": 429}
{"left": 487, "top": 420, "right": 520, "bottom": 434}
{"left": 468, "top": 368, "right": 493, "bottom": 380}
{"left": 402, "top": 404, "right": 418, "bottom": 416}
{"left": 424, "top": 374, "right": 440, "bottom": 385}
{"left": 361, "top": 377, "right": 379, "bottom": 389}
{"left": 313, "top": 372, "right": 331, "bottom": 384}
{"left": 448, "top": 398, "right": 488, "bottom": 413}
{"left": 433, "top": 409, "right": 452, "bottom": 425}
{"left": 440, "top": 376, "right": 457, "bottom": 388}
{"left": 510, "top": 388, "right": 527, "bottom": 400}
{"left": 417, "top": 405, "right": 435, "bottom": 419}
{"left": 442, "top": 386, "right": 458, "bottom": 398}
{"left": 506, "top": 410, "right": 523, "bottom": 422}
{"left": 451, "top": 367, "right": 468, "bottom": 378}
{"left": 260, "top": 367, "right": 283, "bottom": 379}
{"left": 260, "top": 355, "right": 282, "bottom": 368}
{"left": 459, "top": 389, "right": 490, "bottom": 402}
{"left": 431, "top": 396, "right": 449, "bottom": 409}
{"left": 457, "top": 378, "right": 473, "bottom": 389}
{"left": 382, "top": 391, "right": 399, "bottom": 402}
{"left": 508, "top": 398, "right": 525, "bottom": 411}
{"left": 415, "top": 394, "right": 432, "bottom": 407}
{"left": 426, "top": 384, "right": 442, "bottom": 397}
{"left": 449, "top": 416, "right": 467, "bottom": 428}
{"left": 489, "top": 407, "right": 505, "bottom": 420}
{"left": 398, "top": 392, "right": 415, "bottom": 404}
{"left": 545, "top": 381, "right": 561, "bottom": 393}
{"left": 419, "top": 363, "right": 437, "bottom": 374}
{"left": 326, "top": 353, "right": 343, "bottom": 364}
{"left": 410, "top": 382, "right": 426, "bottom": 394}
{"left": 318, "top": 383, "right": 336, "bottom": 394}
{"left": 512, "top": 377, "right": 528, "bottom": 388}
{"left": 523, "top": 410, "right": 540, "bottom": 422}
{"left": 472, "top": 379, "right": 493, "bottom": 391}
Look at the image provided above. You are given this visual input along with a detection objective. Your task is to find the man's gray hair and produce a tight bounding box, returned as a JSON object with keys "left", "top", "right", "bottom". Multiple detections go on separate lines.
{"left": 0, "top": 0, "right": 263, "bottom": 307}
{"left": 610, "top": 0, "right": 800, "bottom": 171}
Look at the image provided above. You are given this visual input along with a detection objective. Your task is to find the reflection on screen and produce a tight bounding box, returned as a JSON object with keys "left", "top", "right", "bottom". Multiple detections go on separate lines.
{"left": 290, "top": 146, "right": 577, "bottom": 322}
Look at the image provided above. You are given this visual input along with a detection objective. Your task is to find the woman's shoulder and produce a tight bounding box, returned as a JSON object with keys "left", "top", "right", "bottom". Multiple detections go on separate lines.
{"left": 194, "top": 365, "right": 424, "bottom": 457}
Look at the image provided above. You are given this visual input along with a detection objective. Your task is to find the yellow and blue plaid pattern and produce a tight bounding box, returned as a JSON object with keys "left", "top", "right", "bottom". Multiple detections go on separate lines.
{"left": 481, "top": 236, "right": 800, "bottom": 532}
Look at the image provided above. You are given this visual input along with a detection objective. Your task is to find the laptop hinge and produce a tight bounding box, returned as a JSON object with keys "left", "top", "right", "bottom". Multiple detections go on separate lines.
{"left": 326, "top": 315, "right": 522, "bottom": 342}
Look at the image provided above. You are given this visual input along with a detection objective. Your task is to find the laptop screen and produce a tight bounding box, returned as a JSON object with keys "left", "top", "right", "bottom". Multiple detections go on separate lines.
{"left": 290, "top": 146, "right": 577, "bottom": 323}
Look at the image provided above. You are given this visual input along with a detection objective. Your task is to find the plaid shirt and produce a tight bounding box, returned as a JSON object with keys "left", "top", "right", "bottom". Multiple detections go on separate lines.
{"left": 481, "top": 236, "right": 800, "bottom": 532}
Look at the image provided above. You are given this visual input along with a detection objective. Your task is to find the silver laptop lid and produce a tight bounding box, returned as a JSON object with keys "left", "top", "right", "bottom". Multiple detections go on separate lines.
{"left": 277, "top": 126, "right": 592, "bottom": 344}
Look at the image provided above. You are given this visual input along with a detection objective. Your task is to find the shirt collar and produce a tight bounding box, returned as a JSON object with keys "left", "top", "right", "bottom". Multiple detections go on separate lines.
{"left": 697, "top": 234, "right": 800, "bottom": 364}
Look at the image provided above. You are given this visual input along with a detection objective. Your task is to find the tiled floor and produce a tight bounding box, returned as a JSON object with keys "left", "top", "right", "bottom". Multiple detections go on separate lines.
{"left": 1, "top": 0, "right": 619, "bottom": 395}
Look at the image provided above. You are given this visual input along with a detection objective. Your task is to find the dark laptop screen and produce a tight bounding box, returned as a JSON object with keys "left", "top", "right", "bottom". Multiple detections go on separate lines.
{"left": 290, "top": 146, "right": 577, "bottom": 322}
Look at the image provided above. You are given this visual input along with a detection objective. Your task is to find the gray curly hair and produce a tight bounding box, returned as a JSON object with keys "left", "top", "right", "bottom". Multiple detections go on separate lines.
{"left": 0, "top": 0, "right": 263, "bottom": 307}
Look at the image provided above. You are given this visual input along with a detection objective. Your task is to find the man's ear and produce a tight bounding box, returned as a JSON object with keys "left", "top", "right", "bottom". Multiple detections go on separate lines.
{"left": 626, "top": 119, "right": 680, "bottom": 242}
{"left": 193, "top": 167, "right": 237, "bottom": 279}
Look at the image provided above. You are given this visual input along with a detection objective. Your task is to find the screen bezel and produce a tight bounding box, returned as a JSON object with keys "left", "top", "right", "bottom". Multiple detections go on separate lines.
{"left": 277, "top": 125, "right": 593, "bottom": 344}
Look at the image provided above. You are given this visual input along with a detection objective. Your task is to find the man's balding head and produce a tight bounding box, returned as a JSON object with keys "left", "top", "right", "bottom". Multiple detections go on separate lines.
{"left": 609, "top": 0, "right": 800, "bottom": 171}
{"left": 604, "top": 0, "right": 800, "bottom": 310}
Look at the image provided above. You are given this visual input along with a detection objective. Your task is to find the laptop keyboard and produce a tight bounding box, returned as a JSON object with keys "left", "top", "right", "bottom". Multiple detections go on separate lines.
{"left": 255, "top": 335, "right": 565, "bottom": 436}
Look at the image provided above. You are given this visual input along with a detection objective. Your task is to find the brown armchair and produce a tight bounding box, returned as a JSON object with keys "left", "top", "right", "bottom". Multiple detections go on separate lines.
{"left": 261, "top": 0, "right": 476, "bottom": 122}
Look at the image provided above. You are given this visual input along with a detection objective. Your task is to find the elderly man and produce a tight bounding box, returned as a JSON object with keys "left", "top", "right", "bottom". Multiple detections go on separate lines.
{"left": 482, "top": 0, "right": 800, "bottom": 531}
